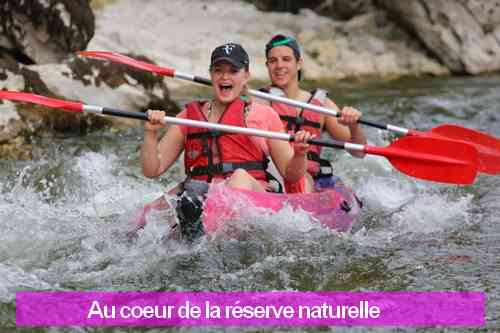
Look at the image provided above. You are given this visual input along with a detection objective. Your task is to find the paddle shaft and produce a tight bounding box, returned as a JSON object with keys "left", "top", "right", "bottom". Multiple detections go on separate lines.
{"left": 84, "top": 105, "right": 361, "bottom": 151}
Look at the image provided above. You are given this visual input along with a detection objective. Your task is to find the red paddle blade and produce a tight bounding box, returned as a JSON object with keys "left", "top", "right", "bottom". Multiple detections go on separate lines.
{"left": 410, "top": 125, "right": 500, "bottom": 175}
{"left": 78, "top": 51, "right": 175, "bottom": 77}
{"left": 430, "top": 124, "right": 500, "bottom": 175}
{"left": 366, "top": 136, "right": 478, "bottom": 185}
{"left": 431, "top": 124, "right": 500, "bottom": 147}
{"left": 0, "top": 90, "right": 83, "bottom": 112}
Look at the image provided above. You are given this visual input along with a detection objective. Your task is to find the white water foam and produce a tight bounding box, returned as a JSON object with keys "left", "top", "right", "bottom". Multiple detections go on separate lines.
{"left": 391, "top": 193, "right": 473, "bottom": 234}
{"left": 0, "top": 263, "right": 54, "bottom": 302}
{"left": 73, "top": 152, "right": 166, "bottom": 217}
{"left": 357, "top": 176, "right": 419, "bottom": 211}
{"left": 350, "top": 173, "right": 473, "bottom": 247}
{"left": 0, "top": 150, "right": 188, "bottom": 290}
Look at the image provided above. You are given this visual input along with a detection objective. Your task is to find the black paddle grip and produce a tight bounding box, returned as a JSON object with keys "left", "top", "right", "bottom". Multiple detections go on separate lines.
{"left": 334, "top": 113, "right": 388, "bottom": 130}
{"left": 193, "top": 76, "right": 212, "bottom": 86}
{"left": 289, "top": 136, "right": 346, "bottom": 150}
{"left": 358, "top": 119, "right": 388, "bottom": 130}
{"left": 102, "top": 107, "right": 149, "bottom": 121}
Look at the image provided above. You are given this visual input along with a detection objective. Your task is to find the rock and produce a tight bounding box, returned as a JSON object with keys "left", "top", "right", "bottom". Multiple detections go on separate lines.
{"left": 464, "top": 0, "right": 500, "bottom": 32}
{"left": 0, "top": 0, "right": 95, "bottom": 64}
{"left": 0, "top": 55, "right": 179, "bottom": 159}
{"left": 249, "top": 0, "right": 324, "bottom": 14}
{"left": 246, "top": 0, "right": 374, "bottom": 20}
{"left": 339, "top": 49, "right": 377, "bottom": 77}
{"left": 307, "top": 39, "right": 337, "bottom": 65}
{"left": 320, "top": 0, "right": 375, "bottom": 20}
{"left": 376, "top": 0, "right": 500, "bottom": 74}
{"left": 0, "top": 136, "right": 32, "bottom": 160}
{"left": 374, "top": 52, "right": 400, "bottom": 78}
{"left": 0, "top": 100, "right": 24, "bottom": 143}
{"left": 45, "top": 56, "right": 179, "bottom": 117}
{"left": 298, "top": 12, "right": 448, "bottom": 80}
{"left": 88, "top": 0, "right": 449, "bottom": 83}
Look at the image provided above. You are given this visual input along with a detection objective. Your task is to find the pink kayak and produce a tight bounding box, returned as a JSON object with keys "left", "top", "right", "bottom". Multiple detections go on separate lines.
{"left": 202, "top": 183, "right": 362, "bottom": 234}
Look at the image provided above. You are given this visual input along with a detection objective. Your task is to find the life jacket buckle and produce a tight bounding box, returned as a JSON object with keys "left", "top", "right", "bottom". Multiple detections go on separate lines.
{"left": 220, "top": 163, "right": 234, "bottom": 174}
{"left": 320, "top": 166, "right": 334, "bottom": 176}
{"left": 208, "top": 131, "right": 221, "bottom": 137}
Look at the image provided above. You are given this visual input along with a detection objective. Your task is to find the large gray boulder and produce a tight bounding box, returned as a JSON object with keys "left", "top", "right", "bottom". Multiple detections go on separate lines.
{"left": 297, "top": 11, "right": 449, "bottom": 80}
{"left": 376, "top": 0, "right": 500, "bottom": 74}
{"left": 315, "top": 0, "right": 375, "bottom": 20}
{"left": 0, "top": 56, "right": 179, "bottom": 159}
{"left": 249, "top": 0, "right": 323, "bottom": 14}
{"left": 0, "top": 0, "right": 95, "bottom": 64}
{"left": 247, "top": 0, "right": 374, "bottom": 19}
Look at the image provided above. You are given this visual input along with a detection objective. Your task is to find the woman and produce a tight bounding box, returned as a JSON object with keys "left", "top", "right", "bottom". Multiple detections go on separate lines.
{"left": 262, "top": 34, "right": 367, "bottom": 193}
{"left": 137, "top": 42, "right": 312, "bottom": 240}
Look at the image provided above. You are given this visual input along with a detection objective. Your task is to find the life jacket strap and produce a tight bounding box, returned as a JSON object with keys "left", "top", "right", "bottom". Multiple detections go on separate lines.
{"left": 186, "top": 131, "right": 224, "bottom": 140}
{"left": 187, "top": 161, "right": 268, "bottom": 178}
{"left": 307, "top": 151, "right": 334, "bottom": 179}
{"left": 279, "top": 115, "right": 321, "bottom": 130}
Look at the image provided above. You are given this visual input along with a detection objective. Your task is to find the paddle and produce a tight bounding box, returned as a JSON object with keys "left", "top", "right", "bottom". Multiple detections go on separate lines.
{"left": 0, "top": 90, "right": 478, "bottom": 184}
{"left": 78, "top": 51, "right": 500, "bottom": 175}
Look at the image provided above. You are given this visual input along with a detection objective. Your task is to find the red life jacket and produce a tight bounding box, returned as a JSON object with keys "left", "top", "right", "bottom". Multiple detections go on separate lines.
{"left": 184, "top": 98, "right": 269, "bottom": 183}
{"left": 264, "top": 87, "right": 333, "bottom": 178}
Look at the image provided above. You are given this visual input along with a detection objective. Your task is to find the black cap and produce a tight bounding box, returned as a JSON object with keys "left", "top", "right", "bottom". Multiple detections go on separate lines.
{"left": 210, "top": 42, "right": 249, "bottom": 69}
{"left": 265, "top": 34, "right": 301, "bottom": 59}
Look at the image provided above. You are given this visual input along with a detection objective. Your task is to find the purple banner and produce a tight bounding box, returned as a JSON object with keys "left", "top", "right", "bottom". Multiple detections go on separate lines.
{"left": 16, "top": 291, "right": 485, "bottom": 327}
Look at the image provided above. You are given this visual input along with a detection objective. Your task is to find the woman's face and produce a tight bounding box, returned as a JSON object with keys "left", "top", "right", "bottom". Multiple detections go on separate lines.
{"left": 210, "top": 61, "right": 249, "bottom": 104}
{"left": 266, "top": 45, "right": 302, "bottom": 88}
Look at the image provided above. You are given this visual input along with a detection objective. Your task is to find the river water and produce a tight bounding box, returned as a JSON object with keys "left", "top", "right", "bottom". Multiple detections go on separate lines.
{"left": 1, "top": 75, "right": 499, "bottom": 332}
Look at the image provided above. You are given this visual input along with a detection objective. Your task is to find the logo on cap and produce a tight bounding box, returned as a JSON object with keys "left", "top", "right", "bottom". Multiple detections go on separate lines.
{"left": 223, "top": 44, "right": 235, "bottom": 55}
{"left": 210, "top": 42, "right": 249, "bottom": 69}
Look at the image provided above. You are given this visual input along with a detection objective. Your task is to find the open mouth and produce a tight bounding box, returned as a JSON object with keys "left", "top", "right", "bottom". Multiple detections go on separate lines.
{"left": 219, "top": 83, "right": 233, "bottom": 93}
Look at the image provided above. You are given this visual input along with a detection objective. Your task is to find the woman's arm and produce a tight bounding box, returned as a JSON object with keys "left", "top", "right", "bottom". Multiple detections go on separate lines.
{"left": 140, "top": 110, "right": 185, "bottom": 178}
{"left": 267, "top": 131, "right": 311, "bottom": 183}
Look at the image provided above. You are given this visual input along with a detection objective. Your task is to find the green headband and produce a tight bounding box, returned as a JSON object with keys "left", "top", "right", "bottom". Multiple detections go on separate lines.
{"left": 271, "top": 38, "right": 294, "bottom": 47}
{"left": 266, "top": 36, "right": 301, "bottom": 58}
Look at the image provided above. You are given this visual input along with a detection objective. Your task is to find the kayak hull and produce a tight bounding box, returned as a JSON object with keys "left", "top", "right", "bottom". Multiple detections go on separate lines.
{"left": 202, "top": 183, "right": 362, "bottom": 234}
